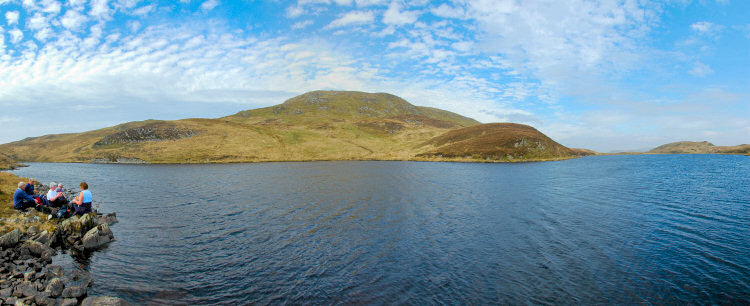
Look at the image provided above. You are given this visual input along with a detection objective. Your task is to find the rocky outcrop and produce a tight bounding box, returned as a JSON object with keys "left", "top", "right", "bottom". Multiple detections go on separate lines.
{"left": 0, "top": 211, "right": 122, "bottom": 305}
{"left": 82, "top": 224, "right": 114, "bottom": 251}
{"left": 93, "top": 122, "right": 198, "bottom": 147}
{"left": 0, "top": 229, "right": 21, "bottom": 248}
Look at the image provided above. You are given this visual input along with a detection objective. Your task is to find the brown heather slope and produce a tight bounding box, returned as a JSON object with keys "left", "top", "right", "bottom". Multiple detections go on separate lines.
{"left": 0, "top": 151, "right": 21, "bottom": 170}
{"left": 416, "top": 123, "right": 585, "bottom": 161}
{"left": 0, "top": 91, "right": 586, "bottom": 163}
{"left": 649, "top": 141, "right": 750, "bottom": 154}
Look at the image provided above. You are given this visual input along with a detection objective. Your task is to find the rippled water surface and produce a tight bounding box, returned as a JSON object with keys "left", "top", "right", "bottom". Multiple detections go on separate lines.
{"left": 11, "top": 155, "right": 750, "bottom": 304}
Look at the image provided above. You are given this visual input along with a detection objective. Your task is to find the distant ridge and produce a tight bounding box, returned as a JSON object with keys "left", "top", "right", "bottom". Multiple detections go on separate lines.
{"left": 648, "top": 141, "right": 750, "bottom": 154}
{"left": 0, "top": 91, "right": 583, "bottom": 163}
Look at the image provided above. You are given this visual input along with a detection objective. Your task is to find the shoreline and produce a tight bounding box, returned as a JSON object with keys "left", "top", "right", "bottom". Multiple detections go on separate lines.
{"left": 0, "top": 172, "right": 127, "bottom": 305}
{"left": 11, "top": 155, "right": 586, "bottom": 166}
{"left": 8, "top": 152, "right": 749, "bottom": 166}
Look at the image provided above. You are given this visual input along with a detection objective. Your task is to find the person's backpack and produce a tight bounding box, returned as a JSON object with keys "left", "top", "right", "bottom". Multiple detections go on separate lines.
{"left": 56, "top": 205, "right": 70, "bottom": 219}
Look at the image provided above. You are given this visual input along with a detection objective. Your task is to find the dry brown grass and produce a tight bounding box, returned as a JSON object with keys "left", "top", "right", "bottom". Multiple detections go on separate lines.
{"left": 0, "top": 172, "right": 58, "bottom": 235}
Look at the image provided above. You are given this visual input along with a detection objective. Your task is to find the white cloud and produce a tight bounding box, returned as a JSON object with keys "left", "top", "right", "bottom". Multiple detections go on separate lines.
{"left": 69, "top": 0, "right": 87, "bottom": 10}
{"left": 689, "top": 61, "right": 713, "bottom": 77}
{"left": 27, "top": 13, "right": 47, "bottom": 30}
{"left": 430, "top": 3, "right": 464, "bottom": 19}
{"left": 5, "top": 11, "right": 19, "bottom": 26}
{"left": 60, "top": 9, "right": 87, "bottom": 30}
{"left": 200, "top": 0, "right": 219, "bottom": 11}
{"left": 132, "top": 4, "right": 155, "bottom": 16}
{"left": 40, "top": 0, "right": 61, "bottom": 14}
{"left": 382, "top": 1, "right": 419, "bottom": 26}
{"left": 90, "top": 0, "right": 112, "bottom": 19}
{"left": 291, "top": 20, "right": 313, "bottom": 30}
{"left": 8, "top": 28, "right": 23, "bottom": 43}
{"left": 325, "top": 10, "right": 374, "bottom": 29}
{"left": 286, "top": 5, "right": 304, "bottom": 18}
{"left": 690, "top": 21, "right": 722, "bottom": 37}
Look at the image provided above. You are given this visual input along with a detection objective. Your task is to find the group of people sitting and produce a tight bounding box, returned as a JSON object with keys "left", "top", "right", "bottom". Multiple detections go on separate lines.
{"left": 12, "top": 179, "right": 93, "bottom": 218}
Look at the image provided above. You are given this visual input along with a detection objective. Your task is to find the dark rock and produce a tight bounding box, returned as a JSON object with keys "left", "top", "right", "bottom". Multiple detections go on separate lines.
{"left": 83, "top": 224, "right": 114, "bottom": 250}
{"left": 21, "top": 241, "right": 55, "bottom": 263}
{"left": 14, "top": 282, "right": 37, "bottom": 297}
{"left": 34, "top": 294, "right": 56, "bottom": 306}
{"left": 61, "top": 285, "right": 86, "bottom": 298}
{"left": 98, "top": 213, "right": 118, "bottom": 226}
{"left": 81, "top": 296, "right": 131, "bottom": 306}
{"left": 33, "top": 231, "right": 55, "bottom": 247}
{"left": 44, "top": 278, "right": 63, "bottom": 298}
{"left": 0, "top": 229, "right": 21, "bottom": 248}
{"left": 60, "top": 298, "right": 78, "bottom": 306}
{"left": 46, "top": 265, "right": 63, "bottom": 278}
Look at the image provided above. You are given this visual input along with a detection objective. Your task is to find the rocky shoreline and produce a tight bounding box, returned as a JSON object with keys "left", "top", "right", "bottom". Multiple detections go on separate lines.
{"left": 1, "top": 208, "right": 126, "bottom": 305}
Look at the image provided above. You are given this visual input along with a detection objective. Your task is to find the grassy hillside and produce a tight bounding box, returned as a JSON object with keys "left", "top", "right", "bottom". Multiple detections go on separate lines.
{"left": 649, "top": 141, "right": 750, "bottom": 154}
{"left": 0, "top": 151, "right": 21, "bottom": 170}
{"left": 0, "top": 90, "right": 583, "bottom": 163}
{"left": 416, "top": 123, "right": 585, "bottom": 161}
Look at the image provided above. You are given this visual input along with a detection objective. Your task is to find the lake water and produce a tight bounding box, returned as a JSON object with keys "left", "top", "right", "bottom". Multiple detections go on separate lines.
{"left": 10, "top": 155, "right": 750, "bottom": 304}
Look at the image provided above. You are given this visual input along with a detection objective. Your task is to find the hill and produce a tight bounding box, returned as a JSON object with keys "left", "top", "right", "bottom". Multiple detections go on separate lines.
{"left": 649, "top": 141, "right": 750, "bottom": 154}
{"left": 0, "top": 151, "right": 21, "bottom": 170}
{"left": 416, "top": 123, "right": 587, "bottom": 161}
{"left": 0, "top": 91, "right": 582, "bottom": 163}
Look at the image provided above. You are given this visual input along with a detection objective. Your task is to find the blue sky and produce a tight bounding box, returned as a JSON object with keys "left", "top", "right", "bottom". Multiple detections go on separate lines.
{"left": 0, "top": 0, "right": 748, "bottom": 152}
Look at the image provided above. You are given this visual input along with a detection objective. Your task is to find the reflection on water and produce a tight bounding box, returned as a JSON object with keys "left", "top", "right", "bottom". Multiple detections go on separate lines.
{"left": 12, "top": 155, "right": 750, "bottom": 304}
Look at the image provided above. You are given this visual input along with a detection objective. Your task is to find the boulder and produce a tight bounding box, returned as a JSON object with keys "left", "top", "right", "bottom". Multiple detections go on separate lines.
{"left": 82, "top": 224, "right": 114, "bottom": 250}
{"left": 13, "top": 282, "right": 37, "bottom": 298}
{"left": 46, "top": 265, "right": 64, "bottom": 278}
{"left": 31, "top": 292, "right": 54, "bottom": 306}
{"left": 44, "top": 278, "right": 63, "bottom": 297}
{"left": 20, "top": 241, "right": 55, "bottom": 263}
{"left": 81, "top": 296, "right": 131, "bottom": 306}
{"left": 79, "top": 213, "right": 98, "bottom": 231}
{"left": 61, "top": 285, "right": 86, "bottom": 299}
{"left": 0, "top": 229, "right": 21, "bottom": 248}
{"left": 33, "top": 231, "right": 55, "bottom": 247}
{"left": 60, "top": 298, "right": 79, "bottom": 306}
{"left": 98, "top": 213, "right": 118, "bottom": 226}
{"left": 0, "top": 288, "right": 11, "bottom": 297}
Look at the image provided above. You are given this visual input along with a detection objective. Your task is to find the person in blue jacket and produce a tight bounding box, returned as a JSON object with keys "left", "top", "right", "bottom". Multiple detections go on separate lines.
{"left": 14, "top": 181, "right": 50, "bottom": 213}
{"left": 23, "top": 179, "right": 36, "bottom": 196}
{"left": 71, "top": 181, "right": 93, "bottom": 215}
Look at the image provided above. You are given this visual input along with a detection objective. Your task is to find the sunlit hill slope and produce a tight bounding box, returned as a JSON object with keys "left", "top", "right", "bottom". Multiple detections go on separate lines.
{"left": 0, "top": 91, "right": 586, "bottom": 163}
{"left": 648, "top": 141, "right": 750, "bottom": 154}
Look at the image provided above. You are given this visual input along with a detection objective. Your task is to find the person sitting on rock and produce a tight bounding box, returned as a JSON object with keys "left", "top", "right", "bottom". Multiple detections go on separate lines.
{"left": 46, "top": 182, "right": 68, "bottom": 207}
{"left": 24, "top": 178, "right": 36, "bottom": 196}
{"left": 71, "top": 181, "right": 93, "bottom": 215}
{"left": 14, "top": 181, "right": 51, "bottom": 214}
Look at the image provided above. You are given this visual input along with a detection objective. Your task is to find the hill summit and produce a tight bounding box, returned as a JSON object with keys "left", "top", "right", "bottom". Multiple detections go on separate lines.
{"left": 0, "top": 90, "right": 583, "bottom": 163}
